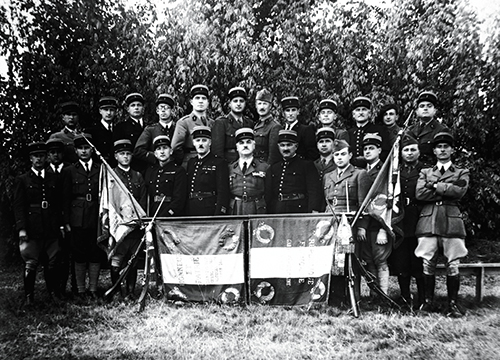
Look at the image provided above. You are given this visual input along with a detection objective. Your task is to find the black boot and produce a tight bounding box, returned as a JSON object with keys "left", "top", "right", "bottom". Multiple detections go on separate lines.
{"left": 126, "top": 267, "right": 138, "bottom": 301}
{"left": 110, "top": 266, "right": 122, "bottom": 299}
{"left": 419, "top": 274, "right": 435, "bottom": 312}
{"left": 45, "top": 267, "right": 61, "bottom": 301}
{"left": 415, "top": 276, "right": 425, "bottom": 310}
{"left": 397, "top": 274, "right": 412, "bottom": 307}
{"left": 445, "top": 275, "right": 465, "bottom": 317}
{"left": 23, "top": 268, "right": 36, "bottom": 306}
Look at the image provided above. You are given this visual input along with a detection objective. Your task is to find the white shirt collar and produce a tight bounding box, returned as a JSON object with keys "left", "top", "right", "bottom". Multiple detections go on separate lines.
{"left": 32, "top": 168, "right": 45, "bottom": 178}
{"left": 286, "top": 120, "right": 298, "bottom": 130}
{"left": 101, "top": 119, "right": 112, "bottom": 131}
{"left": 437, "top": 161, "right": 452, "bottom": 171}
{"left": 79, "top": 159, "right": 93, "bottom": 169}
{"left": 239, "top": 157, "right": 253, "bottom": 170}
{"left": 50, "top": 163, "right": 64, "bottom": 172}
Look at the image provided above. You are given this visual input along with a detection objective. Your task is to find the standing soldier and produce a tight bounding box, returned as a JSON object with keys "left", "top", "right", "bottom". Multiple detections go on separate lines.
{"left": 13, "top": 142, "right": 62, "bottom": 305}
{"left": 186, "top": 126, "right": 230, "bottom": 216}
{"left": 314, "top": 128, "right": 337, "bottom": 212}
{"left": 49, "top": 101, "right": 81, "bottom": 164}
{"left": 144, "top": 135, "right": 187, "bottom": 217}
{"left": 228, "top": 128, "right": 269, "bottom": 215}
{"left": 212, "top": 87, "right": 254, "bottom": 163}
{"left": 388, "top": 135, "right": 425, "bottom": 309}
{"left": 134, "top": 94, "right": 176, "bottom": 167}
{"left": 253, "top": 88, "right": 281, "bottom": 165}
{"left": 86, "top": 96, "right": 118, "bottom": 167}
{"left": 265, "top": 130, "right": 322, "bottom": 214}
{"left": 414, "top": 132, "right": 469, "bottom": 317}
{"left": 110, "top": 139, "right": 147, "bottom": 300}
{"left": 406, "top": 91, "right": 448, "bottom": 167}
{"left": 171, "top": 85, "right": 214, "bottom": 168}
{"left": 315, "top": 99, "right": 349, "bottom": 142}
{"left": 377, "top": 103, "right": 401, "bottom": 147}
{"left": 45, "top": 138, "right": 73, "bottom": 296}
{"left": 280, "top": 96, "right": 318, "bottom": 161}
{"left": 62, "top": 134, "right": 103, "bottom": 299}
{"left": 323, "top": 139, "right": 371, "bottom": 305}
{"left": 347, "top": 96, "right": 390, "bottom": 168}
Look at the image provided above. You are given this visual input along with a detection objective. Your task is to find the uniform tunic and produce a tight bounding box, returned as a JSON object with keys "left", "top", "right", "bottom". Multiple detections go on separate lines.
{"left": 13, "top": 170, "right": 62, "bottom": 269}
{"left": 86, "top": 121, "right": 115, "bottom": 167}
{"left": 186, "top": 152, "right": 229, "bottom": 216}
{"left": 314, "top": 157, "right": 336, "bottom": 212}
{"left": 113, "top": 117, "right": 147, "bottom": 172}
{"left": 49, "top": 127, "right": 80, "bottom": 164}
{"left": 212, "top": 113, "right": 254, "bottom": 163}
{"left": 254, "top": 114, "right": 282, "bottom": 165}
{"left": 171, "top": 113, "right": 214, "bottom": 167}
{"left": 228, "top": 158, "right": 269, "bottom": 215}
{"left": 144, "top": 161, "right": 187, "bottom": 217}
{"left": 288, "top": 122, "right": 319, "bottom": 161}
{"left": 62, "top": 161, "right": 103, "bottom": 263}
{"left": 405, "top": 119, "right": 447, "bottom": 166}
{"left": 134, "top": 122, "right": 176, "bottom": 166}
{"left": 265, "top": 155, "right": 322, "bottom": 214}
{"left": 347, "top": 123, "right": 390, "bottom": 168}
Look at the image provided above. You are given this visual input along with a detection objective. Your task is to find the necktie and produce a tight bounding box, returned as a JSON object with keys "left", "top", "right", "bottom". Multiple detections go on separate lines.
{"left": 440, "top": 166, "right": 446, "bottom": 175}
{"left": 321, "top": 158, "right": 326, "bottom": 168}
{"left": 37, "top": 170, "right": 42, "bottom": 179}
{"left": 85, "top": 163, "right": 90, "bottom": 174}
{"left": 242, "top": 162, "right": 247, "bottom": 175}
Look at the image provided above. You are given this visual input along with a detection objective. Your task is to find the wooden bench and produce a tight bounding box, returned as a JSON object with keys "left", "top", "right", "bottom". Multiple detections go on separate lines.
{"left": 435, "top": 263, "right": 500, "bottom": 302}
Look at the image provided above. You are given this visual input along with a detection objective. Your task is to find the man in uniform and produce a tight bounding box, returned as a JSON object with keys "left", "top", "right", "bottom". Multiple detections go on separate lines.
{"left": 406, "top": 91, "right": 448, "bottom": 166}
{"left": 171, "top": 85, "right": 214, "bottom": 168}
{"left": 414, "top": 132, "right": 469, "bottom": 317}
{"left": 361, "top": 133, "right": 392, "bottom": 295}
{"left": 316, "top": 99, "right": 349, "bottom": 142}
{"left": 212, "top": 87, "right": 254, "bottom": 163}
{"left": 323, "top": 139, "right": 371, "bottom": 305}
{"left": 62, "top": 134, "right": 103, "bottom": 299}
{"left": 265, "top": 130, "right": 322, "bottom": 214}
{"left": 347, "top": 96, "right": 390, "bottom": 168}
{"left": 110, "top": 139, "right": 147, "bottom": 300}
{"left": 388, "top": 135, "right": 424, "bottom": 309}
{"left": 13, "top": 142, "right": 63, "bottom": 305}
{"left": 377, "top": 103, "right": 401, "bottom": 146}
{"left": 45, "top": 138, "right": 74, "bottom": 295}
{"left": 113, "top": 93, "right": 147, "bottom": 171}
{"left": 228, "top": 128, "right": 269, "bottom": 215}
{"left": 144, "top": 135, "right": 187, "bottom": 217}
{"left": 186, "top": 126, "right": 229, "bottom": 216}
{"left": 134, "top": 94, "right": 176, "bottom": 168}
{"left": 86, "top": 96, "right": 118, "bottom": 167}
{"left": 49, "top": 101, "right": 81, "bottom": 164}
{"left": 314, "top": 128, "right": 337, "bottom": 212}
{"left": 280, "top": 96, "right": 318, "bottom": 161}
{"left": 253, "top": 88, "right": 281, "bottom": 165}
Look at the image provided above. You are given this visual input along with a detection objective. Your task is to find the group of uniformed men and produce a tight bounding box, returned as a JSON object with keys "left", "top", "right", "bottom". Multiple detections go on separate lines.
{"left": 13, "top": 85, "right": 469, "bottom": 317}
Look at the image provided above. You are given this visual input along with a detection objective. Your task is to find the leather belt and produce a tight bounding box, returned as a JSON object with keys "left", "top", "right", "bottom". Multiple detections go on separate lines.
{"left": 233, "top": 195, "right": 263, "bottom": 202}
{"left": 29, "top": 201, "right": 49, "bottom": 209}
{"left": 278, "top": 193, "right": 305, "bottom": 201}
{"left": 154, "top": 195, "right": 172, "bottom": 202}
{"left": 75, "top": 195, "right": 93, "bottom": 201}
{"left": 327, "top": 197, "right": 338, "bottom": 206}
{"left": 189, "top": 191, "right": 216, "bottom": 199}
{"left": 435, "top": 200, "right": 458, "bottom": 206}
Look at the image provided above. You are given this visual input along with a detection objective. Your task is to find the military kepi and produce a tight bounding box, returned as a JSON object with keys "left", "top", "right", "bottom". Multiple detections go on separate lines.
{"left": 190, "top": 84, "right": 209, "bottom": 98}
{"left": 351, "top": 96, "right": 372, "bottom": 110}
{"left": 156, "top": 94, "right": 175, "bottom": 108}
{"left": 153, "top": 135, "right": 171, "bottom": 149}
{"left": 60, "top": 101, "right": 79, "bottom": 114}
{"left": 417, "top": 91, "right": 437, "bottom": 106}
{"left": 319, "top": 99, "right": 337, "bottom": 112}
{"left": 432, "top": 131, "right": 454, "bottom": 147}
{"left": 235, "top": 127, "right": 254, "bottom": 143}
{"left": 316, "top": 127, "right": 336, "bottom": 141}
{"left": 363, "top": 133, "right": 382, "bottom": 147}
{"left": 114, "top": 139, "right": 133, "bottom": 153}
{"left": 192, "top": 125, "right": 211, "bottom": 139}
{"left": 99, "top": 96, "right": 118, "bottom": 109}
{"left": 125, "top": 92, "right": 144, "bottom": 106}
{"left": 278, "top": 129, "right": 298, "bottom": 143}
{"left": 28, "top": 141, "right": 47, "bottom": 155}
{"left": 46, "top": 138, "right": 65, "bottom": 151}
{"left": 281, "top": 96, "right": 299, "bottom": 110}
{"left": 74, "top": 133, "right": 92, "bottom": 147}
{"left": 228, "top": 87, "right": 247, "bottom": 100}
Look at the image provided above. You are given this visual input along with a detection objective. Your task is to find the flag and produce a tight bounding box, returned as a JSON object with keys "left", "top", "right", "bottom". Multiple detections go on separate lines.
{"left": 97, "top": 163, "right": 147, "bottom": 259}
{"left": 249, "top": 216, "right": 336, "bottom": 305}
{"left": 155, "top": 219, "right": 245, "bottom": 304}
{"left": 361, "top": 141, "right": 404, "bottom": 239}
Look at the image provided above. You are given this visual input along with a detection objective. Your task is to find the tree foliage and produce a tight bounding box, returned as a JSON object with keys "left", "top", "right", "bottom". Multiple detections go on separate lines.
{"left": 0, "top": 0, "right": 499, "bottom": 243}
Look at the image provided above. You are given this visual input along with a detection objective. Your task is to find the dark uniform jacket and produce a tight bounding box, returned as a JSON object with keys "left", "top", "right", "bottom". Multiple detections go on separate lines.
{"left": 114, "top": 167, "right": 147, "bottom": 209}
{"left": 323, "top": 164, "right": 371, "bottom": 229}
{"left": 144, "top": 161, "right": 187, "bottom": 217}
{"left": 289, "top": 122, "right": 319, "bottom": 161}
{"left": 62, "top": 161, "right": 101, "bottom": 229}
{"left": 113, "top": 117, "right": 147, "bottom": 172}
{"left": 212, "top": 113, "right": 254, "bottom": 163}
{"left": 13, "top": 170, "right": 63, "bottom": 239}
{"left": 405, "top": 119, "right": 447, "bottom": 166}
{"left": 134, "top": 122, "right": 176, "bottom": 167}
{"left": 86, "top": 121, "right": 115, "bottom": 167}
{"left": 399, "top": 161, "right": 424, "bottom": 244}
{"left": 171, "top": 113, "right": 214, "bottom": 165}
{"left": 49, "top": 127, "right": 80, "bottom": 164}
{"left": 228, "top": 158, "right": 269, "bottom": 214}
{"left": 254, "top": 114, "right": 282, "bottom": 165}
{"left": 415, "top": 164, "right": 469, "bottom": 239}
{"left": 366, "top": 161, "right": 384, "bottom": 231}
{"left": 265, "top": 155, "right": 322, "bottom": 214}
{"left": 385, "top": 123, "right": 401, "bottom": 147}
{"left": 186, "top": 152, "right": 230, "bottom": 216}
{"left": 314, "top": 157, "right": 336, "bottom": 212}
{"left": 347, "top": 123, "right": 390, "bottom": 168}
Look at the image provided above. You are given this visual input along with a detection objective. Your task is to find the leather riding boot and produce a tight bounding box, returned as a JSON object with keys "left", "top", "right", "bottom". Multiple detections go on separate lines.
{"left": 415, "top": 276, "right": 425, "bottom": 309}
{"left": 24, "top": 268, "right": 37, "bottom": 305}
{"left": 126, "top": 267, "right": 138, "bottom": 300}
{"left": 420, "top": 274, "right": 435, "bottom": 312}
{"left": 446, "top": 275, "right": 465, "bottom": 317}
{"left": 397, "top": 274, "right": 411, "bottom": 305}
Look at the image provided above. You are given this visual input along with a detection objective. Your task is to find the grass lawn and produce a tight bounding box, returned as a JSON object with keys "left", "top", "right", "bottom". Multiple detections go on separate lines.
{"left": 1, "top": 260, "right": 499, "bottom": 360}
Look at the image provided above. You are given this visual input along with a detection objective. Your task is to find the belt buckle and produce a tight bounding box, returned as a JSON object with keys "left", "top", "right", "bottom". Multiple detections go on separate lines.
{"left": 86, "top": 194, "right": 92, "bottom": 202}
{"left": 278, "top": 193, "right": 284, "bottom": 201}
{"left": 154, "top": 195, "right": 161, "bottom": 202}
{"left": 405, "top": 197, "right": 410, "bottom": 206}
{"left": 436, "top": 201, "right": 443, "bottom": 206}
{"left": 242, "top": 194, "right": 248, "bottom": 202}
{"left": 41, "top": 201, "right": 48, "bottom": 209}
